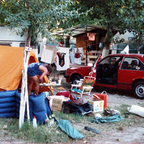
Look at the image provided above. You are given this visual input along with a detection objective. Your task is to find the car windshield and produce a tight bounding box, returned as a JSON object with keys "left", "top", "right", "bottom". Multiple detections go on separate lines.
{"left": 98, "top": 56, "right": 122, "bottom": 66}
{"left": 92, "top": 56, "right": 101, "bottom": 68}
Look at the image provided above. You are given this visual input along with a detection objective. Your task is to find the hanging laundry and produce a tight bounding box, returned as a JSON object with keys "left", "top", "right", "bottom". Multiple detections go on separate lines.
{"left": 57, "top": 52, "right": 66, "bottom": 67}
{"left": 74, "top": 48, "right": 81, "bottom": 65}
{"left": 73, "top": 47, "right": 84, "bottom": 65}
{"left": 57, "top": 47, "right": 69, "bottom": 71}
{"left": 58, "top": 42, "right": 64, "bottom": 47}
{"left": 41, "top": 44, "right": 56, "bottom": 64}
{"left": 79, "top": 47, "right": 84, "bottom": 58}
{"left": 69, "top": 48, "right": 75, "bottom": 64}
{"left": 87, "top": 33, "right": 96, "bottom": 41}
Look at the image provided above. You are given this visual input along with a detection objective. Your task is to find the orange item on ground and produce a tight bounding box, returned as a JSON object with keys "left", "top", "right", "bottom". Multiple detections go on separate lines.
{"left": 0, "top": 46, "right": 53, "bottom": 93}
{"left": 93, "top": 92, "right": 107, "bottom": 109}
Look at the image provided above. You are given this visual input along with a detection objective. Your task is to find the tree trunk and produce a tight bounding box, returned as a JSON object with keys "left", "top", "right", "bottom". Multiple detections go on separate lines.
{"left": 101, "top": 32, "right": 111, "bottom": 58}
{"left": 137, "top": 41, "right": 140, "bottom": 54}
{"left": 25, "top": 28, "right": 31, "bottom": 47}
{"left": 102, "top": 47, "right": 109, "bottom": 58}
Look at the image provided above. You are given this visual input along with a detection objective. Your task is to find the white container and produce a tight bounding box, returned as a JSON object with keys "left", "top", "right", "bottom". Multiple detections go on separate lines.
{"left": 88, "top": 97, "right": 104, "bottom": 112}
{"left": 33, "top": 116, "right": 37, "bottom": 128}
{"left": 95, "top": 113, "right": 102, "bottom": 119}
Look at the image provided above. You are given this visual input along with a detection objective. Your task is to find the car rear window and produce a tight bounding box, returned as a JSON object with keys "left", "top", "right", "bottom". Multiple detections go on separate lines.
{"left": 121, "top": 57, "right": 144, "bottom": 70}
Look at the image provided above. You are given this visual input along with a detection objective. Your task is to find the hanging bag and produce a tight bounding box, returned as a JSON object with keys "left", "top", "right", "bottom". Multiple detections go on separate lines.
{"left": 75, "top": 48, "right": 81, "bottom": 58}
{"left": 75, "top": 53, "right": 80, "bottom": 58}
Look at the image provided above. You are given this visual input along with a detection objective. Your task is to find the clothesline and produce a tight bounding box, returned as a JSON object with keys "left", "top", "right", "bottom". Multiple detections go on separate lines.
{"left": 41, "top": 44, "right": 98, "bottom": 71}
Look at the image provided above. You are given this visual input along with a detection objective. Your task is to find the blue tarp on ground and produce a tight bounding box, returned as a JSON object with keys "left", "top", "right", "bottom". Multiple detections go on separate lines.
{"left": 57, "top": 119, "right": 84, "bottom": 140}
{"left": 91, "top": 114, "right": 122, "bottom": 124}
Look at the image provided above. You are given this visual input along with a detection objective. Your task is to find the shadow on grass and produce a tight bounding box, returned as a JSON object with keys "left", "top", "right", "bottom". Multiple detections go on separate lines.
{"left": 93, "top": 86, "right": 135, "bottom": 99}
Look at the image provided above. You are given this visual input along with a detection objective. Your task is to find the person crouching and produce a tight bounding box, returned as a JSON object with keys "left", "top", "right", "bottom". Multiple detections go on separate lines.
{"left": 27, "top": 62, "right": 52, "bottom": 96}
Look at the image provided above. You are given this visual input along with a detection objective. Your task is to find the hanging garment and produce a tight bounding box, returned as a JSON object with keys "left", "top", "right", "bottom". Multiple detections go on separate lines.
{"left": 57, "top": 52, "right": 66, "bottom": 67}
{"left": 73, "top": 48, "right": 84, "bottom": 65}
{"left": 75, "top": 52, "right": 81, "bottom": 58}
{"left": 77, "top": 47, "right": 84, "bottom": 58}
{"left": 87, "top": 33, "right": 96, "bottom": 41}
{"left": 74, "top": 56, "right": 81, "bottom": 65}
{"left": 41, "top": 44, "right": 56, "bottom": 64}
{"left": 57, "top": 47, "right": 69, "bottom": 71}
{"left": 69, "top": 50, "right": 75, "bottom": 64}
{"left": 58, "top": 42, "right": 64, "bottom": 47}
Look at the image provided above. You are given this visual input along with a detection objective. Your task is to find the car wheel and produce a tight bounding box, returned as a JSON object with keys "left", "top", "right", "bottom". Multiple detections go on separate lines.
{"left": 71, "top": 75, "right": 82, "bottom": 84}
{"left": 134, "top": 81, "right": 144, "bottom": 99}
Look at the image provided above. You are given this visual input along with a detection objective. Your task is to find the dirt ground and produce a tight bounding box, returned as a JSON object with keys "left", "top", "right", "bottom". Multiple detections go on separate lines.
{"left": 62, "top": 77, "right": 144, "bottom": 144}
{"left": 0, "top": 76, "right": 144, "bottom": 144}
{"left": 76, "top": 90, "right": 144, "bottom": 144}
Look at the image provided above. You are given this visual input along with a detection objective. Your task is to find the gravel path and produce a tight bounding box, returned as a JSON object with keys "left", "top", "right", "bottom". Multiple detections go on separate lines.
{"left": 60, "top": 76, "right": 144, "bottom": 144}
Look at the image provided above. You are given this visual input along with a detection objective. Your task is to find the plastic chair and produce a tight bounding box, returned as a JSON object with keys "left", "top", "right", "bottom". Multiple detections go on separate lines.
{"left": 70, "top": 76, "right": 96, "bottom": 98}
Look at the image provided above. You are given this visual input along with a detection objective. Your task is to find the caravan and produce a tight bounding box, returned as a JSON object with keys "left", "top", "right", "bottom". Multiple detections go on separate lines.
{"left": 0, "top": 26, "right": 43, "bottom": 60}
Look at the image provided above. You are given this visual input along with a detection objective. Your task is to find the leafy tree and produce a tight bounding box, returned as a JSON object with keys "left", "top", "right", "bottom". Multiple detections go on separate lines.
{"left": 118, "top": 0, "right": 144, "bottom": 53}
{"left": 63, "top": 0, "right": 125, "bottom": 56}
{"left": 0, "top": 0, "right": 79, "bottom": 47}
{"left": 65, "top": 0, "right": 144, "bottom": 55}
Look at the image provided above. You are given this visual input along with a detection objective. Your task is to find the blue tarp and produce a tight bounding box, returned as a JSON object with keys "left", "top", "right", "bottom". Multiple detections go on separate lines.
{"left": 91, "top": 114, "right": 122, "bottom": 124}
{"left": 57, "top": 120, "right": 84, "bottom": 140}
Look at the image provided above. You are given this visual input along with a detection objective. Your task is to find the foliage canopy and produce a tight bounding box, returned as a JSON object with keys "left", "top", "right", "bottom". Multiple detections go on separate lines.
{"left": 0, "top": 0, "right": 144, "bottom": 52}
{"left": 0, "top": 0, "right": 80, "bottom": 46}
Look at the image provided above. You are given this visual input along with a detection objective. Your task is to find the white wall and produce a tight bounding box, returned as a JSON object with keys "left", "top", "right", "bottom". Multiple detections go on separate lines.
{"left": 0, "top": 26, "right": 43, "bottom": 59}
{"left": 0, "top": 26, "right": 26, "bottom": 47}
{"left": 114, "top": 31, "right": 134, "bottom": 42}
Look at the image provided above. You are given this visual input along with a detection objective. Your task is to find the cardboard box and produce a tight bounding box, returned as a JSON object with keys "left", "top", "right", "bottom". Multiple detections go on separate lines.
{"left": 49, "top": 96, "right": 70, "bottom": 111}
{"left": 88, "top": 97, "right": 104, "bottom": 112}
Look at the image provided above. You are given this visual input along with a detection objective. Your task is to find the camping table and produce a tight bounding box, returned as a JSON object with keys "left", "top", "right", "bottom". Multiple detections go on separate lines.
{"left": 39, "top": 82, "right": 62, "bottom": 95}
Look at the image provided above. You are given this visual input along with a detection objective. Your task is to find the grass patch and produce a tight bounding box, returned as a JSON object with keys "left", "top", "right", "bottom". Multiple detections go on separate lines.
{"left": 104, "top": 104, "right": 144, "bottom": 131}
{"left": 0, "top": 112, "right": 95, "bottom": 143}
{"left": 115, "top": 104, "right": 130, "bottom": 115}
{"left": 3, "top": 118, "right": 73, "bottom": 143}
{"left": 54, "top": 111, "right": 94, "bottom": 123}
{"left": 1, "top": 105, "right": 144, "bottom": 143}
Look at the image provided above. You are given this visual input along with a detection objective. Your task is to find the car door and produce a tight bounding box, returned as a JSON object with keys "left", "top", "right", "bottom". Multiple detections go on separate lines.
{"left": 96, "top": 56, "right": 123, "bottom": 86}
{"left": 89, "top": 55, "right": 101, "bottom": 77}
{"left": 117, "top": 57, "right": 143, "bottom": 90}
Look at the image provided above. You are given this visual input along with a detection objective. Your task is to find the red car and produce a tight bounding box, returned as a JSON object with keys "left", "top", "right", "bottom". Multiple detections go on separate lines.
{"left": 64, "top": 54, "right": 144, "bottom": 99}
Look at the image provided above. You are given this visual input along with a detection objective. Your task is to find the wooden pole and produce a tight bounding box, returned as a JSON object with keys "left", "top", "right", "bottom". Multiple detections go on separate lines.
{"left": 86, "top": 25, "right": 88, "bottom": 66}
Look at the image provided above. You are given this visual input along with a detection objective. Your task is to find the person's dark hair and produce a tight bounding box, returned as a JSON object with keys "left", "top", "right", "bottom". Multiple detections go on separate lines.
{"left": 46, "top": 65, "right": 52, "bottom": 73}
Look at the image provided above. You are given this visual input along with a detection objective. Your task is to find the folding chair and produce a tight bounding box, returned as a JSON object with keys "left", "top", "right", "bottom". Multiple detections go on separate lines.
{"left": 70, "top": 76, "right": 96, "bottom": 99}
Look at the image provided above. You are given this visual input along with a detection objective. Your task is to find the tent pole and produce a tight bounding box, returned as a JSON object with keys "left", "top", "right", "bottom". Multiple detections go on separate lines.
{"left": 86, "top": 25, "right": 88, "bottom": 66}
{"left": 19, "top": 47, "right": 31, "bottom": 129}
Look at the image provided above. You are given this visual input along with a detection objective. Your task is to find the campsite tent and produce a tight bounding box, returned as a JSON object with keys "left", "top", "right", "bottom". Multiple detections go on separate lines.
{"left": 0, "top": 46, "right": 53, "bottom": 93}
{"left": 0, "top": 46, "right": 53, "bottom": 120}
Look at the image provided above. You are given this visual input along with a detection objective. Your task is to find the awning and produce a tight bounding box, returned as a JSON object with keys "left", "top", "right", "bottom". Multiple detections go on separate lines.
{"left": 51, "top": 24, "right": 107, "bottom": 37}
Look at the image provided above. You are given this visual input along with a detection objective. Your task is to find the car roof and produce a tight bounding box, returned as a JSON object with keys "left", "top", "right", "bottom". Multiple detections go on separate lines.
{"left": 105, "top": 54, "right": 144, "bottom": 62}
{"left": 108, "top": 54, "right": 144, "bottom": 58}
